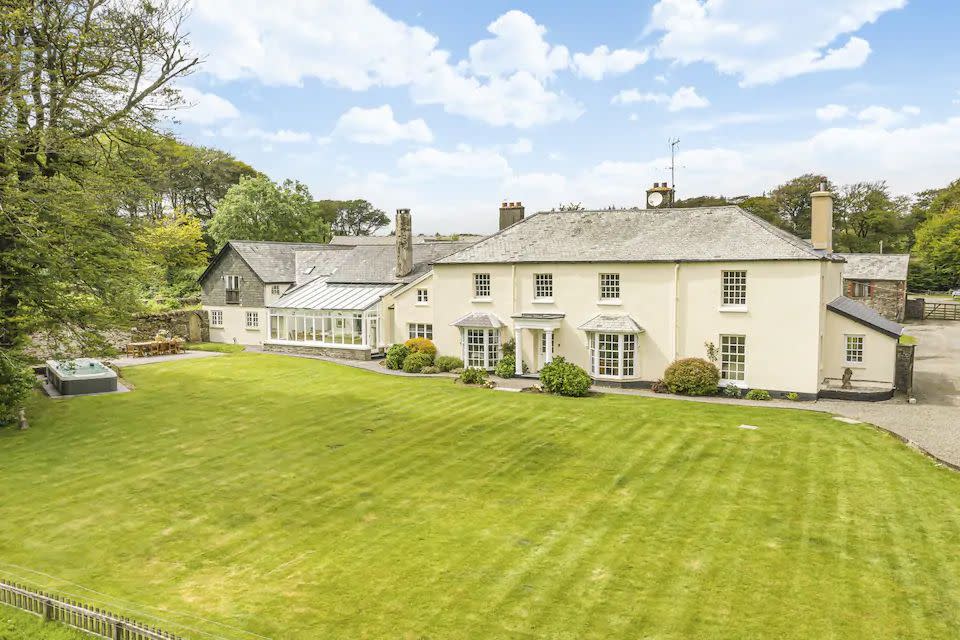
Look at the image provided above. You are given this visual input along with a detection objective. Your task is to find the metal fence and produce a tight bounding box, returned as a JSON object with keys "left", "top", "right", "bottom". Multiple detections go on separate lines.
{"left": 0, "top": 579, "right": 184, "bottom": 640}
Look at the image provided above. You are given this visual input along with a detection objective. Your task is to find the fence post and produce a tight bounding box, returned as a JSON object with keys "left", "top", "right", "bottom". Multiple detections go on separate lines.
{"left": 113, "top": 619, "right": 123, "bottom": 640}
{"left": 42, "top": 596, "right": 52, "bottom": 621}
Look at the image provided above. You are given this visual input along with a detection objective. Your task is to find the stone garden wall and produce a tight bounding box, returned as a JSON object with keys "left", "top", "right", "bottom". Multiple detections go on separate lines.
{"left": 130, "top": 309, "right": 209, "bottom": 342}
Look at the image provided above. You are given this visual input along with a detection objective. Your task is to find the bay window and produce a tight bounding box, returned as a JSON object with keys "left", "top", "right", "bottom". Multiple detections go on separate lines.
{"left": 463, "top": 328, "right": 501, "bottom": 369}
{"left": 588, "top": 332, "right": 637, "bottom": 378}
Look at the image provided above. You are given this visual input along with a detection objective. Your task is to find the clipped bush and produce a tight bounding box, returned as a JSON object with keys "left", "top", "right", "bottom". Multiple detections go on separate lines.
{"left": 459, "top": 367, "right": 487, "bottom": 384}
{"left": 722, "top": 383, "right": 742, "bottom": 398}
{"left": 435, "top": 355, "right": 463, "bottom": 372}
{"left": 785, "top": 391, "right": 800, "bottom": 401}
{"left": 404, "top": 337, "right": 437, "bottom": 357}
{"left": 421, "top": 366, "right": 439, "bottom": 375}
{"left": 385, "top": 344, "right": 409, "bottom": 370}
{"left": 495, "top": 354, "right": 516, "bottom": 378}
{"left": 402, "top": 352, "right": 433, "bottom": 373}
{"left": 539, "top": 357, "right": 592, "bottom": 397}
{"left": 663, "top": 358, "right": 720, "bottom": 396}
{"left": 745, "top": 389, "right": 772, "bottom": 401}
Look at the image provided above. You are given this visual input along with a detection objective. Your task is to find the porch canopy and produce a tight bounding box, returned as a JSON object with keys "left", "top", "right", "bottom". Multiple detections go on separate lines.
{"left": 510, "top": 313, "right": 565, "bottom": 375}
{"left": 577, "top": 314, "right": 645, "bottom": 334}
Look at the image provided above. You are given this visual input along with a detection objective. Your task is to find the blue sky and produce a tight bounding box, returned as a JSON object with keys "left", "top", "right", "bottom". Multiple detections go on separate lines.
{"left": 173, "top": 0, "right": 960, "bottom": 233}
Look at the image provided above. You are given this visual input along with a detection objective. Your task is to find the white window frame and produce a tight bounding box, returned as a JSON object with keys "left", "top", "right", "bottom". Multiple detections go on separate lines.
{"left": 266, "top": 309, "right": 379, "bottom": 348}
{"left": 720, "top": 334, "right": 746, "bottom": 383}
{"left": 463, "top": 328, "right": 500, "bottom": 369}
{"left": 588, "top": 332, "right": 637, "bottom": 379}
{"left": 416, "top": 288, "right": 429, "bottom": 304}
{"left": 539, "top": 331, "right": 556, "bottom": 357}
{"left": 408, "top": 323, "right": 433, "bottom": 339}
{"left": 844, "top": 334, "right": 864, "bottom": 366}
{"left": 851, "top": 281, "right": 870, "bottom": 298}
{"left": 210, "top": 310, "right": 223, "bottom": 327}
{"left": 225, "top": 275, "right": 240, "bottom": 304}
{"left": 721, "top": 270, "right": 747, "bottom": 308}
{"left": 270, "top": 284, "right": 281, "bottom": 295}
{"left": 473, "top": 273, "right": 491, "bottom": 300}
{"left": 599, "top": 273, "right": 620, "bottom": 303}
{"left": 245, "top": 311, "right": 259, "bottom": 329}
{"left": 534, "top": 273, "right": 553, "bottom": 301}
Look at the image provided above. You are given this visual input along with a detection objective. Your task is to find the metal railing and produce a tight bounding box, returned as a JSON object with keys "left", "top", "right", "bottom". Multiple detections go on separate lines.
{"left": 0, "top": 579, "right": 184, "bottom": 640}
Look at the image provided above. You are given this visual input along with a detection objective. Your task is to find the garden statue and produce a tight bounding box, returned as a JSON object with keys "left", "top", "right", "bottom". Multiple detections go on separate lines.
{"left": 841, "top": 367, "right": 853, "bottom": 389}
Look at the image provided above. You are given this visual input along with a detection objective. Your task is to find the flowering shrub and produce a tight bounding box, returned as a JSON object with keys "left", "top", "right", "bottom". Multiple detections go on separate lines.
{"left": 404, "top": 337, "right": 437, "bottom": 357}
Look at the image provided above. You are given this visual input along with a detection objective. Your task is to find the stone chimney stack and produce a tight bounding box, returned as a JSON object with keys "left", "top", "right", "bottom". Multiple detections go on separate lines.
{"left": 810, "top": 184, "right": 834, "bottom": 252}
{"left": 395, "top": 208, "right": 413, "bottom": 277}
{"left": 499, "top": 201, "right": 525, "bottom": 230}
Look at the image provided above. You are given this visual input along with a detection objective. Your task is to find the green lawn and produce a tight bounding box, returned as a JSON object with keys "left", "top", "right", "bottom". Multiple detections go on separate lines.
{"left": 0, "top": 608, "right": 86, "bottom": 639}
{"left": 2, "top": 353, "right": 960, "bottom": 639}
{"left": 183, "top": 341, "right": 245, "bottom": 353}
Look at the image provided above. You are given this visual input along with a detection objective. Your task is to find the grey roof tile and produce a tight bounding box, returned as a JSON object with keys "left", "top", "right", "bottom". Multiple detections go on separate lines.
{"left": 451, "top": 312, "right": 505, "bottom": 328}
{"left": 230, "top": 241, "right": 351, "bottom": 283}
{"left": 294, "top": 249, "right": 355, "bottom": 286}
{"left": 577, "top": 314, "right": 645, "bottom": 333}
{"left": 827, "top": 296, "right": 903, "bottom": 338}
{"left": 329, "top": 242, "right": 476, "bottom": 284}
{"left": 837, "top": 253, "right": 909, "bottom": 281}
{"left": 438, "top": 207, "right": 843, "bottom": 264}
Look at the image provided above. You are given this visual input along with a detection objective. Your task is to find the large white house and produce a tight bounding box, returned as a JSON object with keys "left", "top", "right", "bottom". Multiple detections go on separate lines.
{"left": 200, "top": 189, "right": 904, "bottom": 399}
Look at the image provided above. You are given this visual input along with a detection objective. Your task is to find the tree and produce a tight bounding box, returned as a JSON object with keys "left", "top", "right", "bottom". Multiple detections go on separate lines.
{"left": 770, "top": 174, "right": 833, "bottom": 236}
{"left": 910, "top": 207, "right": 960, "bottom": 291}
{"left": 137, "top": 211, "right": 209, "bottom": 302}
{"left": 208, "top": 176, "right": 332, "bottom": 248}
{"left": 671, "top": 195, "right": 730, "bottom": 208}
{"left": 738, "top": 195, "right": 785, "bottom": 228}
{"left": 328, "top": 199, "right": 389, "bottom": 236}
{"left": 833, "top": 181, "right": 909, "bottom": 252}
{"left": 0, "top": 0, "right": 199, "bottom": 423}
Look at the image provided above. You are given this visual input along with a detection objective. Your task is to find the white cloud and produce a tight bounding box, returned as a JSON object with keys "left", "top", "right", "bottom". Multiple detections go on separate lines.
{"left": 648, "top": 0, "right": 906, "bottom": 86}
{"left": 398, "top": 145, "right": 512, "bottom": 179}
{"left": 673, "top": 110, "right": 798, "bottom": 133}
{"left": 572, "top": 45, "right": 649, "bottom": 81}
{"left": 468, "top": 10, "right": 569, "bottom": 79}
{"left": 332, "top": 105, "right": 433, "bottom": 144}
{"left": 612, "top": 86, "right": 709, "bottom": 111}
{"left": 655, "top": 74, "right": 668, "bottom": 83}
{"left": 857, "top": 105, "right": 919, "bottom": 127}
{"left": 506, "top": 138, "right": 533, "bottom": 154}
{"left": 175, "top": 87, "right": 240, "bottom": 124}
{"left": 219, "top": 125, "right": 313, "bottom": 143}
{"left": 188, "top": 2, "right": 581, "bottom": 128}
{"left": 816, "top": 104, "right": 850, "bottom": 121}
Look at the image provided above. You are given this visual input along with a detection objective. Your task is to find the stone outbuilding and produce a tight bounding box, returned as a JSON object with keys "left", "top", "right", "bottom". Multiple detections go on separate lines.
{"left": 837, "top": 253, "right": 910, "bottom": 321}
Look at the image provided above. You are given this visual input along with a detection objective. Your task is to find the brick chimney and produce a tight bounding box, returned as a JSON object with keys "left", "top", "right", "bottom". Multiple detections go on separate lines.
{"left": 499, "top": 201, "right": 525, "bottom": 230}
{"left": 810, "top": 184, "right": 833, "bottom": 252}
{"left": 395, "top": 208, "right": 413, "bottom": 277}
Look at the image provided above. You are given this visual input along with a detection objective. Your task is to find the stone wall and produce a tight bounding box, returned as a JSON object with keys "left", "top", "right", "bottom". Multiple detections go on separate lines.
{"left": 262, "top": 342, "right": 371, "bottom": 360}
{"left": 130, "top": 309, "right": 209, "bottom": 342}
{"left": 895, "top": 343, "right": 915, "bottom": 395}
{"left": 201, "top": 246, "right": 264, "bottom": 307}
{"left": 844, "top": 278, "right": 905, "bottom": 321}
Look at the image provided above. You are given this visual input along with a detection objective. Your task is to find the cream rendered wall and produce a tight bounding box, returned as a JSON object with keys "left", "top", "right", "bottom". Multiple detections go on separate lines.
{"left": 383, "top": 275, "right": 435, "bottom": 345}
{"left": 206, "top": 306, "right": 267, "bottom": 346}
{"left": 427, "top": 260, "right": 829, "bottom": 393}
{"left": 823, "top": 312, "right": 897, "bottom": 386}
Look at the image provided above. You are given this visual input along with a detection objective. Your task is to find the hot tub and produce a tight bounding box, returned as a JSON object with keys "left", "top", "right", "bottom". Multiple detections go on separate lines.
{"left": 46, "top": 358, "right": 118, "bottom": 396}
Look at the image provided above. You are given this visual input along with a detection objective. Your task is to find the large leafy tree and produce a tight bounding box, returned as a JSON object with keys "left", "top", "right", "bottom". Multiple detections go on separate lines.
{"left": 326, "top": 199, "right": 389, "bottom": 236}
{"left": 833, "top": 181, "right": 910, "bottom": 252}
{"left": 770, "top": 174, "right": 833, "bottom": 237}
{"left": 910, "top": 207, "right": 960, "bottom": 291}
{"left": 208, "top": 176, "right": 332, "bottom": 248}
{"left": 137, "top": 211, "right": 209, "bottom": 302}
{"left": 0, "top": 0, "right": 199, "bottom": 423}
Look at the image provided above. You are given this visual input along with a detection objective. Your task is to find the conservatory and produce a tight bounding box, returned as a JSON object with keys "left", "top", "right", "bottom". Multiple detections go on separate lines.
{"left": 265, "top": 279, "right": 396, "bottom": 354}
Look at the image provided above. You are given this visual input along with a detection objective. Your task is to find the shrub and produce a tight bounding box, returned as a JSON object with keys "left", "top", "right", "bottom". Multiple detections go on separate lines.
{"left": 650, "top": 378, "right": 669, "bottom": 394}
{"left": 663, "top": 358, "right": 720, "bottom": 396}
{"left": 450, "top": 367, "right": 463, "bottom": 375}
{"left": 495, "top": 355, "right": 516, "bottom": 378}
{"left": 402, "top": 352, "right": 433, "bottom": 373}
{"left": 785, "top": 391, "right": 800, "bottom": 401}
{"left": 420, "top": 366, "right": 439, "bottom": 375}
{"left": 459, "top": 367, "right": 487, "bottom": 384}
{"left": 539, "top": 357, "right": 592, "bottom": 397}
{"left": 501, "top": 338, "right": 516, "bottom": 358}
{"left": 435, "top": 355, "right": 464, "bottom": 372}
{"left": 722, "top": 383, "right": 742, "bottom": 398}
{"left": 745, "top": 389, "right": 772, "bottom": 401}
{"left": 385, "top": 344, "right": 409, "bottom": 370}
{"left": 404, "top": 337, "right": 437, "bottom": 357}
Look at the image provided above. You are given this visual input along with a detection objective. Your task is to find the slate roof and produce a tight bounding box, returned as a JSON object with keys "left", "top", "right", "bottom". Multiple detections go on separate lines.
{"left": 330, "top": 234, "right": 486, "bottom": 246}
{"left": 438, "top": 207, "right": 843, "bottom": 264}
{"left": 837, "top": 253, "right": 909, "bottom": 281}
{"left": 329, "top": 242, "right": 476, "bottom": 284}
{"left": 577, "top": 314, "right": 646, "bottom": 333}
{"left": 451, "top": 312, "right": 506, "bottom": 328}
{"left": 229, "top": 241, "right": 351, "bottom": 283}
{"left": 271, "top": 278, "right": 396, "bottom": 311}
{"left": 294, "top": 249, "right": 356, "bottom": 286}
{"left": 827, "top": 296, "right": 903, "bottom": 338}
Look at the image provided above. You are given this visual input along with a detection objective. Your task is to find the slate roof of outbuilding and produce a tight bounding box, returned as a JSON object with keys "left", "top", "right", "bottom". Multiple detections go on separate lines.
{"left": 229, "top": 241, "right": 351, "bottom": 283}
{"left": 294, "top": 249, "right": 356, "bottom": 286}
{"left": 329, "top": 241, "right": 476, "bottom": 284}
{"left": 827, "top": 296, "right": 904, "bottom": 338}
{"left": 837, "top": 253, "right": 910, "bottom": 281}
{"left": 437, "top": 207, "right": 843, "bottom": 264}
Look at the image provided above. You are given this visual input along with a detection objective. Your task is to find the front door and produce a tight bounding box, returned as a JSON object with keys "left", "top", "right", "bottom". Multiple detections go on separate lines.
{"left": 537, "top": 330, "right": 556, "bottom": 371}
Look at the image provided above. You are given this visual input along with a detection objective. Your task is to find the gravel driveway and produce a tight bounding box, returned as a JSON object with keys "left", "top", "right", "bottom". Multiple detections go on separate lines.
{"left": 816, "top": 320, "right": 960, "bottom": 468}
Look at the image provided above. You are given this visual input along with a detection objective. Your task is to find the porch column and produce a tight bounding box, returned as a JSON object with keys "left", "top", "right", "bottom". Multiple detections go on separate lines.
{"left": 514, "top": 327, "right": 523, "bottom": 375}
{"left": 545, "top": 329, "right": 554, "bottom": 364}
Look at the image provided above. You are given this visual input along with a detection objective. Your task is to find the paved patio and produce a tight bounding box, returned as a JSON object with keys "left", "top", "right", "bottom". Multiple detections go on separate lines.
{"left": 107, "top": 350, "right": 226, "bottom": 368}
